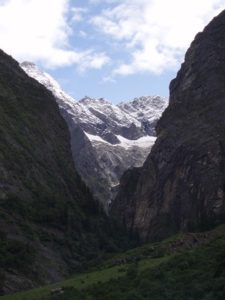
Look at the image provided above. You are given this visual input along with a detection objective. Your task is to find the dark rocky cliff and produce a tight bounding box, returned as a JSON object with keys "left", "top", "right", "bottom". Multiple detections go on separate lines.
{"left": 0, "top": 50, "right": 127, "bottom": 294}
{"left": 112, "top": 10, "right": 225, "bottom": 241}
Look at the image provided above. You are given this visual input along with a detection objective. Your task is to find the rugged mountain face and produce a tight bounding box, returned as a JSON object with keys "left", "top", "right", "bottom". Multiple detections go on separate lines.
{"left": 118, "top": 96, "right": 166, "bottom": 136}
{"left": 112, "top": 10, "right": 225, "bottom": 241}
{"left": 0, "top": 50, "right": 128, "bottom": 294}
{"left": 21, "top": 62, "right": 167, "bottom": 210}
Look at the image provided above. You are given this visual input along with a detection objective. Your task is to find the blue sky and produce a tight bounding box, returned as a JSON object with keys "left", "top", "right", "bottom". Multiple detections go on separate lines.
{"left": 0, "top": 0, "right": 225, "bottom": 103}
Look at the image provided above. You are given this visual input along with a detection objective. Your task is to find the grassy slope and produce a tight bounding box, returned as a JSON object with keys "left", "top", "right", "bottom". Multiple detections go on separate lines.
{"left": 2, "top": 224, "right": 225, "bottom": 300}
{"left": 0, "top": 256, "right": 169, "bottom": 300}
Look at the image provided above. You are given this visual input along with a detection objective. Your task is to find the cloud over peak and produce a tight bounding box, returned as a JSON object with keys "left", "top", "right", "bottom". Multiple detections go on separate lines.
{"left": 0, "top": 0, "right": 109, "bottom": 70}
{"left": 0, "top": 0, "right": 224, "bottom": 78}
{"left": 91, "top": 0, "right": 225, "bottom": 75}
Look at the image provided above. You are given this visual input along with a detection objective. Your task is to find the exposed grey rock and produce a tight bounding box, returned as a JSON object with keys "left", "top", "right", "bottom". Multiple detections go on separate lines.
{"left": 112, "top": 10, "right": 225, "bottom": 241}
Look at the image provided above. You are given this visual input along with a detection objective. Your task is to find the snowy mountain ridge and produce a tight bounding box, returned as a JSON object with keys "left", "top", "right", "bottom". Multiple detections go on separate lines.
{"left": 21, "top": 61, "right": 167, "bottom": 143}
{"left": 21, "top": 61, "right": 168, "bottom": 209}
{"left": 119, "top": 95, "right": 168, "bottom": 123}
{"left": 21, "top": 61, "right": 75, "bottom": 105}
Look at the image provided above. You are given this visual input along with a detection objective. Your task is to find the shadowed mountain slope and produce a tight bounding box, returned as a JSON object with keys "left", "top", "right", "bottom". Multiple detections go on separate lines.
{"left": 0, "top": 50, "right": 129, "bottom": 294}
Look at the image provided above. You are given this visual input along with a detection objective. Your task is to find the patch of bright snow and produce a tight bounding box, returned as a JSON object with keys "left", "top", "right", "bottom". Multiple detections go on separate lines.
{"left": 116, "top": 135, "right": 156, "bottom": 149}
{"left": 85, "top": 132, "right": 156, "bottom": 149}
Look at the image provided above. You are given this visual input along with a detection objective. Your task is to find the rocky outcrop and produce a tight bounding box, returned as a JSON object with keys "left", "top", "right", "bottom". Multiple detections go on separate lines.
{"left": 112, "top": 10, "right": 225, "bottom": 241}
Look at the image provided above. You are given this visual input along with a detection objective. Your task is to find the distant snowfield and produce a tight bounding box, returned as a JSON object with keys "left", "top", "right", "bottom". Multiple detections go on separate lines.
{"left": 116, "top": 135, "right": 156, "bottom": 149}
{"left": 85, "top": 132, "right": 156, "bottom": 149}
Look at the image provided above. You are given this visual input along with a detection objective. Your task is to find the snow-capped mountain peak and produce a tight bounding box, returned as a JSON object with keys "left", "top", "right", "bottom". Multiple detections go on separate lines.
{"left": 80, "top": 96, "right": 110, "bottom": 105}
{"left": 21, "top": 61, "right": 75, "bottom": 106}
{"left": 119, "top": 95, "right": 168, "bottom": 123}
{"left": 21, "top": 61, "right": 168, "bottom": 209}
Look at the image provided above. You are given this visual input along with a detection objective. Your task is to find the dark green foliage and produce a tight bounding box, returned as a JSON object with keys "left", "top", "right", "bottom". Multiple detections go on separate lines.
{"left": 46, "top": 288, "right": 91, "bottom": 300}
{"left": 126, "top": 263, "right": 138, "bottom": 279}
{"left": 45, "top": 231, "right": 225, "bottom": 300}
{"left": 0, "top": 237, "right": 35, "bottom": 272}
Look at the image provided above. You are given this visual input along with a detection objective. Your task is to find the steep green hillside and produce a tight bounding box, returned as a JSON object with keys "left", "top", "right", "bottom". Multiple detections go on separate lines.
{"left": 0, "top": 50, "right": 131, "bottom": 295}
{"left": 2, "top": 225, "right": 225, "bottom": 300}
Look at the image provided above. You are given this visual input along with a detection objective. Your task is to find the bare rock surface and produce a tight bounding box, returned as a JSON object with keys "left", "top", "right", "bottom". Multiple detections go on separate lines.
{"left": 112, "top": 10, "right": 225, "bottom": 241}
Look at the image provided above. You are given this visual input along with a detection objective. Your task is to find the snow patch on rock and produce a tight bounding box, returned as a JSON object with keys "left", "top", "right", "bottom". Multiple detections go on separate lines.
{"left": 116, "top": 135, "right": 156, "bottom": 149}
{"left": 85, "top": 132, "right": 156, "bottom": 149}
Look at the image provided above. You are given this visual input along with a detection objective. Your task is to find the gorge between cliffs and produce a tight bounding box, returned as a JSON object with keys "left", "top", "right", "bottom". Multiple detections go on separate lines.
{"left": 1, "top": 8, "right": 225, "bottom": 300}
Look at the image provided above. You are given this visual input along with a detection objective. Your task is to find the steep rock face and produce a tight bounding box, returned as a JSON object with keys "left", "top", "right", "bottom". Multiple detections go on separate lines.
{"left": 119, "top": 96, "right": 167, "bottom": 136}
{"left": 112, "top": 10, "right": 225, "bottom": 241}
{"left": 0, "top": 50, "right": 124, "bottom": 294}
{"left": 21, "top": 62, "right": 167, "bottom": 209}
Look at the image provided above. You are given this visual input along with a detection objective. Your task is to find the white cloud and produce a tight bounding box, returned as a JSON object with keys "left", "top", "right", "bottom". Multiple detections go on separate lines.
{"left": 91, "top": 0, "right": 225, "bottom": 75}
{"left": 89, "top": 0, "right": 120, "bottom": 4}
{"left": 102, "top": 76, "right": 116, "bottom": 83}
{"left": 0, "top": 0, "right": 109, "bottom": 70}
{"left": 79, "top": 30, "right": 88, "bottom": 38}
{"left": 78, "top": 52, "right": 110, "bottom": 72}
{"left": 1, "top": 0, "right": 223, "bottom": 77}
{"left": 71, "top": 7, "right": 87, "bottom": 22}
